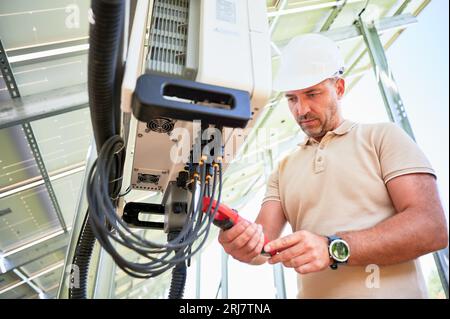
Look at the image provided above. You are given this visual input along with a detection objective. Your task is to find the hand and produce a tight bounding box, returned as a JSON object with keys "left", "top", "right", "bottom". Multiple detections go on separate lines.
{"left": 218, "top": 219, "right": 266, "bottom": 263}
{"left": 265, "top": 230, "right": 332, "bottom": 274}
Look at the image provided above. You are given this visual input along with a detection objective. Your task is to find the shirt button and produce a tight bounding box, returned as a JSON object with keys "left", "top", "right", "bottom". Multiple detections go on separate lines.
{"left": 317, "top": 156, "right": 323, "bottom": 162}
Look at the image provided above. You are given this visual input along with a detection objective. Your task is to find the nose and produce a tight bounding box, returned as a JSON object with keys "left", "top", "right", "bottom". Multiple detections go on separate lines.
{"left": 294, "top": 98, "right": 311, "bottom": 117}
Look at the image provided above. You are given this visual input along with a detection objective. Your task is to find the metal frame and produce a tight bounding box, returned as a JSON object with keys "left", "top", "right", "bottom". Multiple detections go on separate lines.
{"left": 267, "top": 0, "right": 366, "bottom": 18}
{"left": 195, "top": 251, "right": 202, "bottom": 299}
{"left": 264, "top": 150, "right": 286, "bottom": 299}
{"left": 357, "top": 16, "right": 449, "bottom": 299}
{"left": 12, "top": 268, "right": 45, "bottom": 298}
{"left": 0, "top": 40, "right": 20, "bottom": 98}
{"left": 273, "top": 13, "right": 418, "bottom": 55}
{"left": 0, "top": 261, "right": 64, "bottom": 297}
{"left": 356, "top": 17, "right": 415, "bottom": 137}
{"left": 345, "top": 0, "right": 428, "bottom": 90}
{"left": 0, "top": 232, "right": 68, "bottom": 273}
{"left": 434, "top": 247, "right": 449, "bottom": 298}
{"left": 320, "top": 0, "right": 348, "bottom": 32}
{"left": 7, "top": 39, "right": 89, "bottom": 68}
{"left": 22, "top": 122, "right": 67, "bottom": 232}
{"left": 0, "top": 162, "right": 86, "bottom": 199}
{"left": 0, "top": 83, "right": 88, "bottom": 130}
{"left": 269, "top": 0, "right": 289, "bottom": 35}
{"left": 0, "top": 38, "right": 68, "bottom": 231}
{"left": 0, "top": 42, "right": 73, "bottom": 298}
{"left": 220, "top": 248, "right": 229, "bottom": 299}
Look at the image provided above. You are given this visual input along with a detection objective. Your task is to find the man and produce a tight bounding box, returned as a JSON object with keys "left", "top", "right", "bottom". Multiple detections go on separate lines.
{"left": 218, "top": 33, "right": 448, "bottom": 298}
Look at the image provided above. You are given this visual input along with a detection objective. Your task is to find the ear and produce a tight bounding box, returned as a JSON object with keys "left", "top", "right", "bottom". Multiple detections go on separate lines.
{"left": 335, "top": 78, "right": 345, "bottom": 99}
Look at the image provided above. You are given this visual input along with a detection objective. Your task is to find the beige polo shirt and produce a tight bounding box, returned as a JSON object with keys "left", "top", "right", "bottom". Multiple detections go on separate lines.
{"left": 263, "top": 120, "right": 435, "bottom": 299}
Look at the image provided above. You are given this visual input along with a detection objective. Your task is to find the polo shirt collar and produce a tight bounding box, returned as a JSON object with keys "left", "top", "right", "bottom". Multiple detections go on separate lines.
{"left": 332, "top": 119, "right": 357, "bottom": 135}
{"left": 298, "top": 119, "right": 356, "bottom": 146}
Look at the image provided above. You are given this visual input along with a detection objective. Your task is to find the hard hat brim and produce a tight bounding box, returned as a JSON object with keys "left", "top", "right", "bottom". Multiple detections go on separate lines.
{"left": 273, "top": 69, "right": 341, "bottom": 92}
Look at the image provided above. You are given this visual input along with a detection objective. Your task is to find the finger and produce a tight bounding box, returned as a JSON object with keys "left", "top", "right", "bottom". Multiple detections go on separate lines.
{"left": 243, "top": 224, "right": 263, "bottom": 254}
{"left": 219, "top": 219, "right": 250, "bottom": 244}
{"left": 229, "top": 223, "right": 259, "bottom": 251}
{"left": 283, "top": 253, "right": 314, "bottom": 268}
{"left": 268, "top": 243, "right": 307, "bottom": 264}
{"left": 254, "top": 226, "right": 266, "bottom": 256}
{"left": 264, "top": 233, "right": 301, "bottom": 254}
{"left": 295, "top": 262, "right": 317, "bottom": 275}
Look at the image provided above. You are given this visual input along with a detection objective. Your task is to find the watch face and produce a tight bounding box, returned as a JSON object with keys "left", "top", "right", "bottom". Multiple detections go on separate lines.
{"left": 330, "top": 239, "right": 350, "bottom": 262}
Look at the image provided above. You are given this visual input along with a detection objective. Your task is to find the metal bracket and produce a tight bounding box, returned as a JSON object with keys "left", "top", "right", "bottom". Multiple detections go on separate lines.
{"left": 162, "top": 181, "right": 190, "bottom": 233}
{"left": 1, "top": 39, "right": 67, "bottom": 232}
{"left": 122, "top": 202, "right": 165, "bottom": 229}
{"left": 356, "top": 17, "right": 415, "bottom": 138}
{"left": 22, "top": 122, "right": 67, "bottom": 231}
{"left": 0, "top": 40, "right": 20, "bottom": 99}
{"left": 320, "top": 0, "right": 348, "bottom": 32}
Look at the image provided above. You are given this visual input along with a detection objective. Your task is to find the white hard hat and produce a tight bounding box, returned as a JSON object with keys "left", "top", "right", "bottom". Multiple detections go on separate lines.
{"left": 273, "top": 33, "right": 345, "bottom": 92}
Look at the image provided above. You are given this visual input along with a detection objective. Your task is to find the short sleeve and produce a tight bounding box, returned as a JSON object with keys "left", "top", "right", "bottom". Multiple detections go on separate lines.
{"left": 262, "top": 165, "right": 281, "bottom": 204}
{"left": 377, "top": 123, "right": 436, "bottom": 184}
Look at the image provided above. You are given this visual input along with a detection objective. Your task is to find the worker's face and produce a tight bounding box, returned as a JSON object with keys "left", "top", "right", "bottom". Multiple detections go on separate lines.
{"left": 285, "top": 78, "right": 345, "bottom": 139}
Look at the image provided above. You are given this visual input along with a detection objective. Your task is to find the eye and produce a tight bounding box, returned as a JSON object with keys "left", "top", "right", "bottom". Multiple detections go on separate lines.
{"left": 287, "top": 97, "right": 297, "bottom": 103}
{"left": 308, "top": 93, "right": 318, "bottom": 98}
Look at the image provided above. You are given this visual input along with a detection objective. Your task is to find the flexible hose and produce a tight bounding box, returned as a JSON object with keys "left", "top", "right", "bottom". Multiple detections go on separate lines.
{"left": 88, "top": 0, "right": 125, "bottom": 150}
{"left": 69, "top": 212, "right": 96, "bottom": 299}
{"left": 168, "top": 231, "right": 187, "bottom": 299}
{"left": 168, "top": 262, "right": 187, "bottom": 299}
{"left": 68, "top": 0, "right": 125, "bottom": 299}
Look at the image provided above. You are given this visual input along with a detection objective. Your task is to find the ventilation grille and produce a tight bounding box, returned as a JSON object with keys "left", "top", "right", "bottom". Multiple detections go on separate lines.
{"left": 146, "top": 117, "right": 175, "bottom": 133}
{"left": 147, "top": 0, "right": 189, "bottom": 75}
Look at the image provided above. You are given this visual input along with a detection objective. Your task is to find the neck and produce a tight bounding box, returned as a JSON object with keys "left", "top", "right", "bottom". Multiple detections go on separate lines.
{"left": 311, "top": 117, "right": 345, "bottom": 143}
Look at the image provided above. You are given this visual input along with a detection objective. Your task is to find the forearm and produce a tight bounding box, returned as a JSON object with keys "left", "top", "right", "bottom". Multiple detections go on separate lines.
{"left": 337, "top": 208, "right": 448, "bottom": 266}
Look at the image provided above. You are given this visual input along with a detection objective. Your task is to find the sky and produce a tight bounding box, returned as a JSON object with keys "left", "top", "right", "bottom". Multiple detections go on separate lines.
{"left": 181, "top": 0, "right": 449, "bottom": 299}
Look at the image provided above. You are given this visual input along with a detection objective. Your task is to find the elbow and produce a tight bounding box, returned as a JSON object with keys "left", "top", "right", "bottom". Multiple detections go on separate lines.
{"left": 434, "top": 230, "right": 449, "bottom": 251}
{"left": 422, "top": 206, "right": 449, "bottom": 252}
{"left": 429, "top": 221, "right": 449, "bottom": 252}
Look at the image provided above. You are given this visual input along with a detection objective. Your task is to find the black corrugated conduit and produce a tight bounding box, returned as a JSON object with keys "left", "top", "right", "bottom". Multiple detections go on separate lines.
{"left": 69, "top": 211, "right": 96, "bottom": 299}
{"left": 167, "top": 231, "right": 188, "bottom": 299}
{"left": 88, "top": 0, "right": 125, "bottom": 149}
{"left": 69, "top": 0, "right": 125, "bottom": 299}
